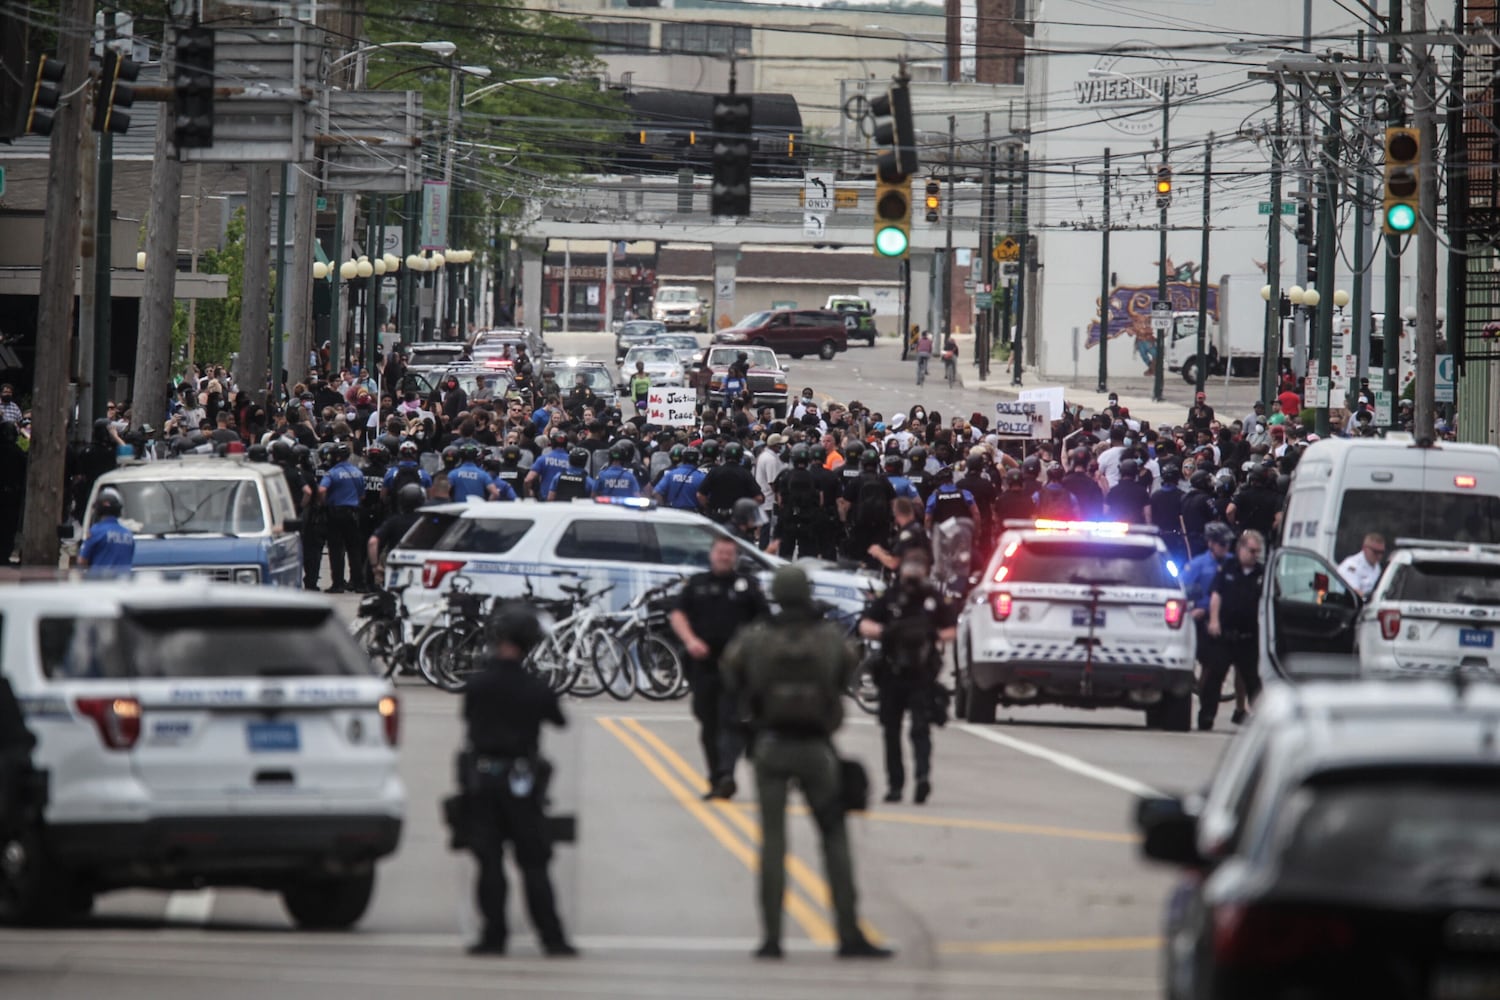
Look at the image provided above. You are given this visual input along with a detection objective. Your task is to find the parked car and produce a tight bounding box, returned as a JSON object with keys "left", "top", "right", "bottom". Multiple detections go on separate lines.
{"left": 657, "top": 333, "right": 703, "bottom": 368}
{"left": 403, "top": 343, "right": 469, "bottom": 374}
{"left": 614, "top": 320, "right": 668, "bottom": 361}
{"left": 84, "top": 457, "right": 304, "bottom": 586}
{"left": 824, "top": 295, "right": 879, "bottom": 347}
{"left": 0, "top": 580, "right": 404, "bottom": 927}
{"left": 1138, "top": 679, "right": 1500, "bottom": 1000}
{"left": 713, "top": 309, "right": 848, "bottom": 361}
{"left": 694, "top": 345, "right": 790, "bottom": 417}
{"left": 469, "top": 327, "right": 548, "bottom": 360}
{"left": 619, "top": 345, "right": 686, "bottom": 387}
{"left": 652, "top": 286, "right": 707, "bottom": 331}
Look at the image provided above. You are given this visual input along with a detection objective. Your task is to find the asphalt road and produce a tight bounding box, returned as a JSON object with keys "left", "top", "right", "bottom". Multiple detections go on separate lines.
{"left": 0, "top": 586, "right": 1230, "bottom": 999}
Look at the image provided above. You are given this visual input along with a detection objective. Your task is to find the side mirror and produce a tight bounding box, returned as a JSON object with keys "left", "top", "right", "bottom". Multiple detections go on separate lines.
{"left": 283, "top": 518, "right": 303, "bottom": 533}
{"left": 1135, "top": 796, "right": 1202, "bottom": 866}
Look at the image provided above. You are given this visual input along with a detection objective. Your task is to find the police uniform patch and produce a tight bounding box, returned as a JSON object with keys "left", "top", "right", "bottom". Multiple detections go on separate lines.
{"left": 733, "top": 578, "right": 748, "bottom": 593}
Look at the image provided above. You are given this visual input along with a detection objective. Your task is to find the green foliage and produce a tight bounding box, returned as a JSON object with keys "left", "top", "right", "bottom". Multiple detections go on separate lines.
{"left": 192, "top": 207, "right": 246, "bottom": 368}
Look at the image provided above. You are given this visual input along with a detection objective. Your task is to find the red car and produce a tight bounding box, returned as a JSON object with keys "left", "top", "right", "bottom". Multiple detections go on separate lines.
{"left": 712, "top": 309, "right": 849, "bottom": 361}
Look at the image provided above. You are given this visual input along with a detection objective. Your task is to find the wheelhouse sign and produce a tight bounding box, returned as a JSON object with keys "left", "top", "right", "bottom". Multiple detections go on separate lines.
{"left": 1077, "top": 44, "right": 1201, "bottom": 136}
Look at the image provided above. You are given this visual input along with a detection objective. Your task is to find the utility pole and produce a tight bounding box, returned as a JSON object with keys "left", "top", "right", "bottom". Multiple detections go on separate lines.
{"left": 286, "top": 167, "right": 315, "bottom": 392}
{"left": 1314, "top": 66, "right": 1342, "bottom": 437}
{"left": 132, "top": 20, "right": 181, "bottom": 432}
{"left": 1098, "top": 147, "right": 1111, "bottom": 393}
{"left": 977, "top": 111, "right": 992, "bottom": 380}
{"left": 273, "top": 163, "right": 288, "bottom": 402}
{"left": 1196, "top": 135, "right": 1213, "bottom": 397}
{"left": 1262, "top": 82, "right": 1285, "bottom": 408}
{"left": 1411, "top": 0, "right": 1438, "bottom": 440}
{"left": 20, "top": 0, "right": 94, "bottom": 566}
{"left": 941, "top": 114, "right": 956, "bottom": 338}
{"left": 77, "top": 101, "right": 99, "bottom": 440}
{"left": 1012, "top": 149, "right": 1029, "bottom": 386}
{"left": 1382, "top": 0, "right": 1404, "bottom": 413}
{"left": 1153, "top": 84, "right": 1170, "bottom": 402}
{"left": 240, "top": 165, "right": 272, "bottom": 407}
{"left": 1351, "top": 30, "right": 1370, "bottom": 384}
{"left": 1001, "top": 145, "right": 1016, "bottom": 376}
{"left": 93, "top": 129, "right": 114, "bottom": 422}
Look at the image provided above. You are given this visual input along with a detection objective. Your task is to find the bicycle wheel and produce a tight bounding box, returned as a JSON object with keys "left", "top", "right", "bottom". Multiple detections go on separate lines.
{"left": 632, "top": 634, "right": 685, "bottom": 701}
{"left": 526, "top": 624, "right": 581, "bottom": 694}
{"left": 353, "top": 618, "right": 399, "bottom": 679}
{"left": 590, "top": 631, "right": 636, "bottom": 701}
{"left": 416, "top": 624, "right": 465, "bottom": 691}
{"left": 946, "top": 361, "right": 957, "bottom": 388}
{"left": 438, "top": 624, "right": 490, "bottom": 693}
{"left": 848, "top": 651, "right": 881, "bottom": 715}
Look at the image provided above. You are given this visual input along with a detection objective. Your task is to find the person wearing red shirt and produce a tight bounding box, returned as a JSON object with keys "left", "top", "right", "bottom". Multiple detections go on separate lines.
{"left": 1277, "top": 386, "right": 1302, "bottom": 418}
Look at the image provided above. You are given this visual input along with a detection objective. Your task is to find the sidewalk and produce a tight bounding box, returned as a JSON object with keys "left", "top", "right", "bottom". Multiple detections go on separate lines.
{"left": 950, "top": 335, "right": 1263, "bottom": 429}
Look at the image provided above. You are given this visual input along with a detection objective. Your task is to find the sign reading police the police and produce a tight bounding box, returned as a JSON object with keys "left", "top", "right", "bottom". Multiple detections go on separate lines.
{"left": 647, "top": 388, "right": 697, "bottom": 427}
{"left": 993, "top": 400, "right": 1048, "bottom": 438}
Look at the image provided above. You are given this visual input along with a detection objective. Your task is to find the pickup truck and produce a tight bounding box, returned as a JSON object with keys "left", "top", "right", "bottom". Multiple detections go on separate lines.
{"left": 824, "top": 296, "right": 879, "bottom": 347}
{"left": 692, "top": 345, "right": 791, "bottom": 418}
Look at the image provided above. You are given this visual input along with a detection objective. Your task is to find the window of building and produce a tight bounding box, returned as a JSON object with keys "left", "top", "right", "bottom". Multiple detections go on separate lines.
{"left": 584, "top": 21, "right": 651, "bottom": 54}
{"left": 661, "top": 22, "right": 750, "bottom": 55}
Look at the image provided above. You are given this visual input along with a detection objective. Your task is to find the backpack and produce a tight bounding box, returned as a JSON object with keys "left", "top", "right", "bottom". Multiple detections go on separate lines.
{"left": 750, "top": 623, "right": 837, "bottom": 735}
{"left": 783, "top": 468, "right": 818, "bottom": 514}
{"left": 855, "top": 475, "right": 892, "bottom": 528}
{"left": 390, "top": 463, "right": 423, "bottom": 492}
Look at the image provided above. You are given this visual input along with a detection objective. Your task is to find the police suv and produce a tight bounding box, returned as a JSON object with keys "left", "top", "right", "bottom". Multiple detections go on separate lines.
{"left": 1353, "top": 542, "right": 1500, "bottom": 679}
{"left": 382, "top": 497, "right": 878, "bottom": 620}
{"left": 0, "top": 580, "right": 404, "bottom": 927}
{"left": 956, "top": 519, "right": 1196, "bottom": 730}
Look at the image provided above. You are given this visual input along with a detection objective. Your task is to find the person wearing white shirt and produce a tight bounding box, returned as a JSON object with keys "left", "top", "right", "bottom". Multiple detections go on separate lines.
{"left": 1097, "top": 442, "right": 1126, "bottom": 488}
{"left": 1336, "top": 532, "right": 1387, "bottom": 596}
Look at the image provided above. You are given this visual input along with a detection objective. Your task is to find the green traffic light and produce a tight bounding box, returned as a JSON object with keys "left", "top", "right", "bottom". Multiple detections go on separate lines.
{"left": 1386, "top": 203, "right": 1417, "bottom": 233}
{"left": 875, "top": 225, "right": 909, "bottom": 257}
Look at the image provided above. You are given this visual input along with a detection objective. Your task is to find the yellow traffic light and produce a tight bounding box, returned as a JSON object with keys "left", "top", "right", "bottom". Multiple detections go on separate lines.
{"left": 924, "top": 178, "right": 940, "bottom": 223}
{"left": 1155, "top": 164, "right": 1172, "bottom": 207}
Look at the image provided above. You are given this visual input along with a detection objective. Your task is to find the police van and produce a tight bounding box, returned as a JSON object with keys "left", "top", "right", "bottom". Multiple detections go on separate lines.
{"left": 83, "top": 457, "right": 303, "bottom": 586}
{"left": 381, "top": 498, "right": 879, "bottom": 621}
{"left": 1280, "top": 435, "right": 1500, "bottom": 564}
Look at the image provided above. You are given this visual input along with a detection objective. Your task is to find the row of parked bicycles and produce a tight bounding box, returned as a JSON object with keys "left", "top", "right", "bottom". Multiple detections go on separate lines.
{"left": 350, "top": 571, "right": 883, "bottom": 711}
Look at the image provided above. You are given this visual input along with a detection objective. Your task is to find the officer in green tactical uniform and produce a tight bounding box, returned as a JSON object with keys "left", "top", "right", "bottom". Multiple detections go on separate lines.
{"left": 721, "top": 566, "right": 894, "bottom": 962}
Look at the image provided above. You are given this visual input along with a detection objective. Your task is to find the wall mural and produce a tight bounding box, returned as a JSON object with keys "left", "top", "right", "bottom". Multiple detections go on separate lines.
{"left": 1085, "top": 259, "right": 1220, "bottom": 371}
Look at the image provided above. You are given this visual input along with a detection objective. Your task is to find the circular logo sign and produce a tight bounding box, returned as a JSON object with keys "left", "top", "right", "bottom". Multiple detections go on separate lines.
{"left": 1080, "top": 43, "right": 1200, "bottom": 137}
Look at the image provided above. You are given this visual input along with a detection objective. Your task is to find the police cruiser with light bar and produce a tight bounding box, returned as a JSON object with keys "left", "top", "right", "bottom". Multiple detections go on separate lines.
{"left": 955, "top": 519, "right": 1196, "bottom": 731}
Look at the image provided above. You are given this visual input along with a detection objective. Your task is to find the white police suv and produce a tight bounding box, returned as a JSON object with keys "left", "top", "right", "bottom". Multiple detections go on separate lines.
{"left": 956, "top": 520, "right": 1196, "bottom": 730}
{"left": 382, "top": 497, "right": 879, "bottom": 620}
{"left": 1, "top": 580, "right": 404, "bottom": 928}
{"left": 1353, "top": 542, "right": 1500, "bottom": 679}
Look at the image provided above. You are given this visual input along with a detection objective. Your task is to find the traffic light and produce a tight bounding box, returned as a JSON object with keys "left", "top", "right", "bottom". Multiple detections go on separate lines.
{"left": 870, "top": 81, "right": 918, "bottom": 183}
{"left": 92, "top": 49, "right": 139, "bottom": 133}
{"left": 1155, "top": 164, "right": 1172, "bottom": 208}
{"left": 173, "top": 25, "right": 216, "bottom": 150}
{"left": 873, "top": 175, "right": 911, "bottom": 258}
{"left": 24, "top": 54, "right": 65, "bottom": 136}
{"left": 1295, "top": 202, "right": 1312, "bottom": 245}
{"left": 710, "top": 92, "right": 752, "bottom": 217}
{"left": 1382, "top": 126, "right": 1419, "bottom": 235}
{"left": 924, "top": 178, "right": 940, "bottom": 223}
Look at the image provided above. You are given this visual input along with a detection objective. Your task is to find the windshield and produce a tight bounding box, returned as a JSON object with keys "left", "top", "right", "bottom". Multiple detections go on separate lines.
{"left": 1275, "top": 772, "right": 1500, "bottom": 889}
{"left": 1335, "top": 489, "right": 1500, "bottom": 562}
{"left": 733, "top": 311, "right": 772, "bottom": 330}
{"left": 109, "top": 478, "right": 266, "bottom": 536}
{"left": 710, "top": 347, "right": 778, "bottom": 370}
{"left": 658, "top": 288, "right": 697, "bottom": 303}
{"left": 560, "top": 367, "right": 614, "bottom": 392}
{"left": 621, "top": 322, "right": 664, "bottom": 337}
{"left": 1386, "top": 561, "right": 1500, "bottom": 605}
{"left": 627, "top": 347, "right": 678, "bottom": 365}
{"left": 660, "top": 335, "right": 698, "bottom": 351}
{"left": 1006, "top": 540, "right": 1179, "bottom": 588}
{"left": 408, "top": 347, "right": 463, "bottom": 367}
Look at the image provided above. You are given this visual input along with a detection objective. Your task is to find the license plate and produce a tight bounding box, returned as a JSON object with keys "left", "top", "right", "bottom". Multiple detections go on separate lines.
{"left": 246, "top": 721, "right": 299, "bottom": 753}
{"left": 1460, "top": 629, "right": 1494, "bottom": 649}
{"left": 1071, "top": 607, "right": 1106, "bottom": 628}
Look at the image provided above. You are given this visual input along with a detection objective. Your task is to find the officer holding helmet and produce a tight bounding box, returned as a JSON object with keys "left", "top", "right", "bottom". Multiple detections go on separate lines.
{"left": 458, "top": 604, "right": 576, "bottom": 958}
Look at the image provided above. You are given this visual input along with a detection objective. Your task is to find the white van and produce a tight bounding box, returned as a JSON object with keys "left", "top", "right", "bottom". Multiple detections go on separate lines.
{"left": 1280, "top": 435, "right": 1500, "bottom": 563}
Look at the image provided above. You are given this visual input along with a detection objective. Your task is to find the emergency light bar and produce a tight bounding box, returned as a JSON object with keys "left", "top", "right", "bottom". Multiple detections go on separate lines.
{"left": 1003, "top": 519, "right": 1161, "bottom": 536}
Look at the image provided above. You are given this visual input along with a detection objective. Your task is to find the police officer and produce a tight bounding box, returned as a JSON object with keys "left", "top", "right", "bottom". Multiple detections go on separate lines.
{"left": 905, "top": 445, "right": 933, "bottom": 502}
{"left": 697, "top": 441, "right": 762, "bottom": 524}
{"left": 1148, "top": 461, "right": 1188, "bottom": 563}
{"left": 1061, "top": 447, "right": 1105, "bottom": 520}
{"left": 883, "top": 453, "right": 920, "bottom": 502}
{"left": 1203, "top": 529, "right": 1266, "bottom": 731}
{"left": 840, "top": 450, "right": 895, "bottom": 568}
{"left": 524, "top": 429, "right": 573, "bottom": 499}
{"left": 459, "top": 604, "right": 576, "bottom": 957}
{"left": 382, "top": 440, "right": 432, "bottom": 502}
{"left": 319, "top": 441, "right": 368, "bottom": 593}
{"left": 1226, "top": 464, "right": 1281, "bottom": 540}
{"left": 79, "top": 487, "right": 134, "bottom": 577}
{"left": 296, "top": 444, "right": 328, "bottom": 590}
{"left": 1035, "top": 463, "right": 1083, "bottom": 519}
{"left": 957, "top": 453, "right": 998, "bottom": 560}
{"left": 1104, "top": 458, "right": 1150, "bottom": 524}
{"left": 654, "top": 446, "right": 705, "bottom": 510}
{"left": 924, "top": 467, "right": 980, "bottom": 533}
{"left": 774, "top": 445, "right": 822, "bottom": 560}
{"left": 720, "top": 566, "right": 892, "bottom": 961}
{"left": 859, "top": 557, "right": 956, "bottom": 804}
{"left": 670, "top": 535, "right": 768, "bottom": 799}
{"left": 360, "top": 442, "right": 391, "bottom": 539}
{"left": 494, "top": 444, "right": 527, "bottom": 497}
{"left": 994, "top": 467, "right": 1036, "bottom": 525}
{"left": 451, "top": 443, "right": 509, "bottom": 502}
{"left": 593, "top": 443, "right": 643, "bottom": 499}
{"left": 548, "top": 448, "right": 595, "bottom": 502}
{"left": 367, "top": 483, "right": 429, "bottom": 586}
{"left": 807, "top": 443, "right": 843, "bottom": 559}
{"left": 1181, "top": 470, "right": 1220, "bottom": 557}
{"left": 867, "top": 497, "right": 932, "bottom": 574}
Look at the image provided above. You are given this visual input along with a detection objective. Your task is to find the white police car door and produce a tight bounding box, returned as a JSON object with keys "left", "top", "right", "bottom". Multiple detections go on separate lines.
{"left": 1259, "top": 548, "right": 1363, "bottom": 682}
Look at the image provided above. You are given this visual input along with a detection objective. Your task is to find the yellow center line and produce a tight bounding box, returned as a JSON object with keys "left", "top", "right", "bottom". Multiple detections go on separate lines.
{"left": 725, "top": 801, "right": 1138, "bottom": 844}
{"left": 596, "top": 717, "right": 837, "bottom": 945}
{"left": 939, "top": 936, "right": 1162, "bottom": 956}
{"left": 620, "top": 717, "right": 885, "bottom": 946}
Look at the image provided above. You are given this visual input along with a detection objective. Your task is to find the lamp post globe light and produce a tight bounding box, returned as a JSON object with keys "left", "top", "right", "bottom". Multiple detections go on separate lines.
{"left": 1301, "top": 288, "right": 1320, "bottom": 308}
{"left": 1288, "top": 285, "right": 1305, "bottom": 306}
{"left": 313, "top": 262, "right": 329, "bottom": 280}
{"left": 1333, "top": 289, "right": 1351, "bottom": 309}
{"left": 340, "top": 260, "right": 359, "bottom": 280}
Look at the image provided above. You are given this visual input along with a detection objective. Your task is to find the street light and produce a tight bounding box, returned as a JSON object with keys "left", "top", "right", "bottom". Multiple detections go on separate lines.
{"left": 329, "top": 39, "right": 456, "bottom": 72}
{"left": 463, "top": 76, "right": 561, "bottom": 106}
{"left": 1088, "top": 67, "right": 1173, "bottom": 401}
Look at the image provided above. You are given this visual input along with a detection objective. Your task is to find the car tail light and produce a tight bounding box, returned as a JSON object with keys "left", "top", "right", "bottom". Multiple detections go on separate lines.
{"left": 1456, "top": 475, "right": 1477, "bottom": 489}
{"left": 1378, "top": 608, "right": 1402, "bottom": 640}
{"left": 422, "top": 559, "right": 466, "bottom": 589}
{"left": 75, "top": 697, "right": 142, "bottom": 750}
{"left": 1164, "top": 598, "right": 1186, "bottom": 629}
{"left": 991, "top": 592, "right": 1013, "bottom": 621}
{"left": 378, "top": 695, "right": 400, "bottom": 746}
{"left": 1212, "top": 904, "right": 1354, "bottom": 967}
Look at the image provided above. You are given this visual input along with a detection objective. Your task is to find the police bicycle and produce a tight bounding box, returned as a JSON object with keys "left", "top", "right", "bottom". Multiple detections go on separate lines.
{"left": 352, "top": 577, "right": 490, "bottom": 692}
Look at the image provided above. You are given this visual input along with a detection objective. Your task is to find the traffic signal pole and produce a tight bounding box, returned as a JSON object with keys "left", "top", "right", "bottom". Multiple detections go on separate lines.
{"left": 1383, "top": 0, "right": 1403, "bottom": 411}
{"left": 1195, "top": 135, "right": 1212, "bottom": 397}
{"left": 1412, "top": 0, "right": 1439, "bottom": 441}
{"left": 1154, "top": 86, "right": 1169, "bottom": 402}
{"left": 1261, "top": 83, "right": 1284, "bottom": 409}
{"left": 1098, "top": 147, "right": 1110, "bottom": 393}
{"left": 1012, "top": 149, "right": 1029, "bottom": 386}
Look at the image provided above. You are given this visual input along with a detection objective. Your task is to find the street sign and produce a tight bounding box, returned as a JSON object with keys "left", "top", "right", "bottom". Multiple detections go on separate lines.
{"left": 804, "top": 172, "right": 834, "bottom": 213}
{"left": 1001, "top": 262, "right": 1020, "bottom": 278}
{"left": 1258, "top": 200, "right": 1297, "bottom": 215}
{"left": 1437, "top": 353, "right": 1456, "bottom": 403}
{"left": 963, "top": 280, "right": 975, "bottom": 293}
{"left": 975, "top": 292, "right": 993, "bottom": 309}
{"left": 1315, "top": 377, "right": 1331, "bottom": 407}
{"left": 0, "top": 167, "right": 6, "bottom": 198}
{"left": 1151, "top": 299, "right": 1172, "bottom": 333}
{"left": 1374, "top": 389, "right": 1393, "bottom": 425}
{"left": 993, "top": 237, "right": 1020, "bottom": 262}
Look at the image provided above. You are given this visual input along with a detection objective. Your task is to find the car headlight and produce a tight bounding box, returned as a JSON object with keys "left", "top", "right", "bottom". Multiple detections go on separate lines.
{"left": 667, "top": 368, "right": 681, "bottom": 380}
{"left": 234, "top": 568, "right": 261, "bottom": 584}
